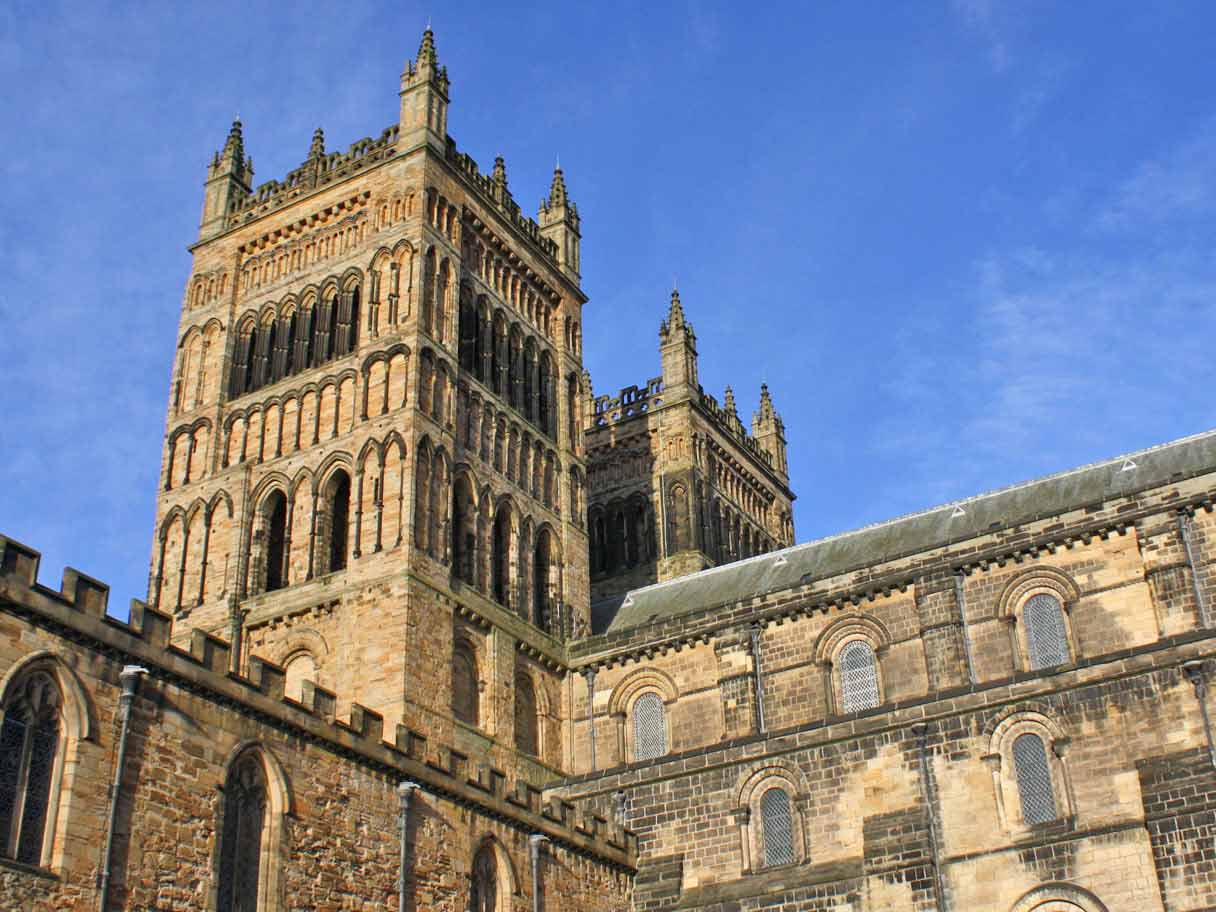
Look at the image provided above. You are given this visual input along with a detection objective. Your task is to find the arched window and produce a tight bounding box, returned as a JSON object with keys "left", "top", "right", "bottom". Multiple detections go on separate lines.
{"left": 1024, "top": 593, "right": 1070, "bottom": 670}
{"left": 263, "top": 491, "right": 288, "bottom": 593}
{"left": 514, "top": 673, "right": 539, "bottom": 756}
{"left": 533, "top": 530, "right": 553, "bottom": 630}
{"left": 452, "top": 475, "right": 476, "bottom": 584}
{"left": 217, "top": 752, "right": 267, "bottom": 912}
{"left": 538, "top": 354, "right": 553, "bottom": 435}
{"left": 429, "top": 454, "right": 447, "bottom": 561}
{"left": 459, "top": 292, "right": 478, "bottom": 373}
{"left": 668, "top": 484, "right": 689, "bottom": 554}
{"left": 414, "top": 446, "right": 431, "bottom": 554}
{"left": 470, "top": 843, "right": 499, "bottom": 912}
{"left": 0, "top": 672, "right": 61, "bottom": 866}
{"left": 325, "top": 293, "right": 340, "bottom": 362}
{"left": 838, "top": 640, "right": 880, "bottom": 713}
{"left": 1012, "top": 733, "right": 1058, "bottom": 825}
{"left": 760, "top": 787, "right": 796, "bottom": 868}
{"left": 492, "top": 507, "right": 511, "bottom": 607}
{"left": 324, "top": 471, "right": 350, "bottom": 573}
{"left": 452, "top": 642, "right": 479, "bottom": 727}
{"left": 632, "top": 692, "right": 667, "bottom": 762}
{"left": 291, "top": 307, "right": 313, "bottom": 373}
{"left": 566, "top": 373, "right": 578, "bottom": 443}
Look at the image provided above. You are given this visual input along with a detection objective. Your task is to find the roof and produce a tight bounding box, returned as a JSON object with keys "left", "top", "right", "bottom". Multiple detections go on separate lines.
{"left": 593, "top": 429, "right": 1216, "bottom": 635}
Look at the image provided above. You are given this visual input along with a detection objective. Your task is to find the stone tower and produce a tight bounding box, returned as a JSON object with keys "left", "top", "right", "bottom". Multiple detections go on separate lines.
{"left": 584, "top": 290, "right": 796, "bottom": 615}
{"left": 150, "top": 28, "right": 590, "bottom": 779}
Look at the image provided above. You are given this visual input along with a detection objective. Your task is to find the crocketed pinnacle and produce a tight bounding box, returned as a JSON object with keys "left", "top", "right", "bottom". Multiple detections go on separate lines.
{"left": 417, "top": 26, "right": 438, "bottom": 67}
{"left": 757, "top": 383, "right": 774, "bottom": 421}
{"left": 309, "top": 127, "right": 325, "bottom": 159}
{"left": 492, "top": 155, "right": 508, "bottom": 191}
{"left": 668, "top": 288, "right": 685, "bottom": 328}
{"left": 724, "top": 385, "right": 737, "bottom": 415}
{"left": 221, "top": 118, "right": 245, "bottom": 162}
{"left": 548, "top": 164, "right": 568, "bottom": 207}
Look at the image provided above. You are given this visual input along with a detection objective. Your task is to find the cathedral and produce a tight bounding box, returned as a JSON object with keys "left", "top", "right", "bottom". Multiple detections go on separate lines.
{"left": 1, "top": 29, "right": 1215, "bottom": 912}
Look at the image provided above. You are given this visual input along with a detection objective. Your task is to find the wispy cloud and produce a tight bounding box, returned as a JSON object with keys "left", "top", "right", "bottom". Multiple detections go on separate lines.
{"left": 951, "top": 0, "right": 1027, "bottom": 73}
{"left": 875, "top": 119, "right": 1216, "bottom": 510}
{"left": 1096, "top": 117, "right": 1216, "bottom": 230}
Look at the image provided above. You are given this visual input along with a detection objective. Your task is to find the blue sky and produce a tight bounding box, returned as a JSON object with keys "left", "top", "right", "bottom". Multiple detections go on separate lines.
{"left": 2, "top": 1, "right": 1215, "bottom": 608}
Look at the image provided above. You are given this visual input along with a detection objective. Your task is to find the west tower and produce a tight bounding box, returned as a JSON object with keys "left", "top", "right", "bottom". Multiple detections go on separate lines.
{"left": 150, "top": 29, "right": 589, "bottom": 781}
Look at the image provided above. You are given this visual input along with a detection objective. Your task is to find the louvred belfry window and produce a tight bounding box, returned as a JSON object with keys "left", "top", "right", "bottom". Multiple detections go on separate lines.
{"left": 838, "top": 640, "right": 880, "bottom": 713}
{"left": 760, "top": 787, "right": 796, "bottom": 867}
{"left": 1024, "top": 593, "right": 1070, "bottom": 670}
{"left": 217, "top": 753, "right": 267, "bottom": 912}
{"left": 1012, "top": 733, "right": 1059, "bottom": 825}
{"left": 632, "top": 692, "right": 667, "bottom": 762}
{"left": 0, "top": 672, "right": 61, "bottom": 866}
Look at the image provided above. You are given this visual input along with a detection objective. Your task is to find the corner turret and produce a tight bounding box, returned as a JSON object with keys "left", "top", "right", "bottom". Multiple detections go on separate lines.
{"left": 658, "top": 288, "right": 698, "bottom": 396}
{"left": 539, "top": 162, "right": 581, "bottom": 282}
{"left": 399, "top": 27, "right": 450, "bottom": 153}
{"left": 752, "top": 383, "right": 789, "bottom": 479}
{"left": 199, "top": 119, "right": 253, "bottom": 242}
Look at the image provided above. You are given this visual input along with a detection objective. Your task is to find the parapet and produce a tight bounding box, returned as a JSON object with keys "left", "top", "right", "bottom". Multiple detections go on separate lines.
{"left": 223, "top": 125, "right": 401, "bottom": 231}
{"left": 590, "top": 377, "right": 664, "bottom": 428}
{"left": 0, "top": 534, "right": 637, "bottom": 870}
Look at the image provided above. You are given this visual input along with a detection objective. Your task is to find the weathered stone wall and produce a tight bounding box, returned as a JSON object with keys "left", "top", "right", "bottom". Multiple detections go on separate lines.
{"left": 0, "top": 537, "right": 633, "bottom": 911}
{"left": 557, "top": 465, "right": 1216, "bottom": 910}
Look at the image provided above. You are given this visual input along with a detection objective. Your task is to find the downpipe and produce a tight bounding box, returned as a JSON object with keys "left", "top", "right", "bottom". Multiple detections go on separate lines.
{"left": 529, "top": 834, "right": 549, "bottom": 912}
{"left": 98, "top": 665, "right": 148, "bottom": 912}
{"left": 397, "top": 781, "right": 418, "bottom": 912}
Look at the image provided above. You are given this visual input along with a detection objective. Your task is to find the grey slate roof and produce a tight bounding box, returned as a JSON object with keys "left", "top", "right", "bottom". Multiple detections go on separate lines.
{"left": 593, "top": 429, "right": 1216, "bottom": 635}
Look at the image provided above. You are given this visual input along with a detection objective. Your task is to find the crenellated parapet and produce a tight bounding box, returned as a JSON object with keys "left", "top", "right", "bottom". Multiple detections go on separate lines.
{"left": 222, "top": 125, "right": 400, "bottom": 231}
{"left": 446, "top": 143, "right": 562, "bottom": 264}
{"left": 0, "top": 533, "right": 637, "bottom": 870}
{"left": 591, "top": 377, "right": 664, "bottom": 427}
{"left": 698, "top": 388, "right": 775, "bottom": 471}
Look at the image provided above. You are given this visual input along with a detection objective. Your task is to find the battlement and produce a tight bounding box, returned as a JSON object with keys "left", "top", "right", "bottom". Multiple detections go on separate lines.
{"left": 0, "top": 533, "right": 637, "bottom": 870}
{"left": 590, "top": 377, "right": 665, "bottom": 427}
{"left": 222, "top": 124, "right": 400, "bottom": 231}
{"left": 445, "top": 139, "right": 561, "bottom": 263}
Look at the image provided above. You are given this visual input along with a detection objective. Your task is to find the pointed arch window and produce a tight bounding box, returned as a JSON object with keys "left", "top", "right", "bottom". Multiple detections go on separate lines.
{"left": 632, "top": 692, "right": 667, "bottom": 762}
{"left": 0, "top": 672, "right": 61, "bottom": 866}
{"left": 324, "top": 471, "right": 351, "bottom": 574}
{"left": 217, "top": 752, "right": 267, "bottom": 912}
{"left": 262, "top": 491, "right": 288, "bottom": 593}
{"left": 470, "top": 843, "right": 499, "bottom": 912}
{"left": 838, "top": 640, "right": 880, "bottom": 713}
{"left": 1012, "top": 733, "right": 1058, "bottom": 825}
{"left": 492, "top": 507, "right": 512, "bottom": 607}
{"left": 533, "top": 530, "right": 553, "bottom": 630}
{"left": 1024, "top": 593, "right": 1070, "bottom": 670}
{"left": 760, "top": 787, "right": 796, "bottom": 868}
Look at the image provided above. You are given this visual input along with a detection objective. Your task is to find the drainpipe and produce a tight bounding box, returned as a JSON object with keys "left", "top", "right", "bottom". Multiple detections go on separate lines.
{"left": 953, "top": 572, "right": 977, "bottom": 685}
{"left": 227, "top": 595, "right": 244, "bottom": 674}
{"left": 748, "top": 622, "right": 768, "bottom": 733}
{"left": 1179, "top": 512, "right": 1211, "bottom": 628}
{"left": 911, "top": 723, "right": 948, "bottom": 912}
{"left": 529, "top": 834, "right": 549, "bottom": 912}
{"left": 583, "top": 668, "right": 597, "bottom": 772}
{"left": 397, "top": 781, "right": 419, "bottom": 912}
{"left": 1184, "top": 662, "right": 1216, "bottom": 770}
{"left": 98, "top": 665, "right": 148, "bottom": 912}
